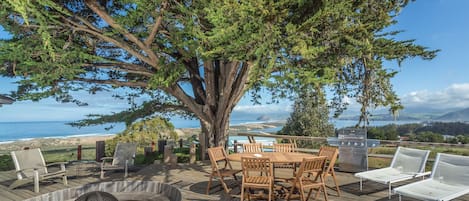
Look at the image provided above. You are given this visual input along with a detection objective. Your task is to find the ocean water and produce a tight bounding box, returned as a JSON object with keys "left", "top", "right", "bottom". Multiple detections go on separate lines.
{"left": 0, "top": 121, "right": 126, "bottom": 143}
{"left": 0, "top": 119, "right": 419, "bottom": 143}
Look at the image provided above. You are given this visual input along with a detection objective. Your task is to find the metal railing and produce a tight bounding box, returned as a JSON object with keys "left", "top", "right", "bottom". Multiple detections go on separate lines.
{"left": 235, "top": 132, "right": 469, "bottom": 148}
{"left": 233, "top": 132, "right": 468, "bottom": 162}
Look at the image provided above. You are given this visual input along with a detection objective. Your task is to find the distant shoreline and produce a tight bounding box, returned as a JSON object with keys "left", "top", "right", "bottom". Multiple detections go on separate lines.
{"left": 0, "top": 134, "right": 117, "bottom": 153}
{"left": 0, "top": 121, "right": 286, "bottom": 153}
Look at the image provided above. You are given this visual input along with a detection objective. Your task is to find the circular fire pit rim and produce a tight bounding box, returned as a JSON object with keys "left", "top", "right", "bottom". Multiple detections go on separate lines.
{"left": 23, "top": 180, "right": 182, "bottom": 201}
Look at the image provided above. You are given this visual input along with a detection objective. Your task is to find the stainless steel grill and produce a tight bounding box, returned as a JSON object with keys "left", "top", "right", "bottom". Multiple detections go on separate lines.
{"left": 327, "top": 128, "right": 380, "bottom": 172}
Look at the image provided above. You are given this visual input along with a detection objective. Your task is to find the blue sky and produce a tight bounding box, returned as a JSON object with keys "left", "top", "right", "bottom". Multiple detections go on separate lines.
{"left": 1, "top": 0, "right": 469, "bottom": 122}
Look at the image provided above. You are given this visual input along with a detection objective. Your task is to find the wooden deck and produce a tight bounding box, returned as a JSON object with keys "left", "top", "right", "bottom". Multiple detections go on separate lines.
{"left": 0, "top": 161, "right": 468, "bottom": 201}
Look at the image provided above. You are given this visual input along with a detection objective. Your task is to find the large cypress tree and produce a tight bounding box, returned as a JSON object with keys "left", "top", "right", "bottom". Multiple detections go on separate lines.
{"left": 0, "top": 1, "right": 437, "bottom": 158}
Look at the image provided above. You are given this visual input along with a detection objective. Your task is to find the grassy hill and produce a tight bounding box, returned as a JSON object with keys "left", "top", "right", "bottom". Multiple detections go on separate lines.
{"left": 436, "top": 108, "right": 469, "bottom": 121}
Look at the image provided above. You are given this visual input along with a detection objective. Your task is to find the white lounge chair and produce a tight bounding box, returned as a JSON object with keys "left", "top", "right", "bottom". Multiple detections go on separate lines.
{"left": 100, "top": 142, "right": 137, "bottom": 179}
{"left": 394, "top": 153, "right": 469, "bottom": 201}
{"left": 10, "top": 148, "right": 68, "bottom": 193}
{"left": 354, "top": 147, "right": 431, "bottom": 199}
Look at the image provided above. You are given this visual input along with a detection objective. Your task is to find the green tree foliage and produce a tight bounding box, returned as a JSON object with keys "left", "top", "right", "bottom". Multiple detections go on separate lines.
{"left": 456, "top": 135, "right": 469, "bottom": 144}
{"left": 105, "top": 117, "right": 177, "bottom": 156}
{"left": 279, "top": 91, "right": 334, "bottom": 137}
{"left": 367, "top": 124, "right": 399, "bottom": 140}
{"left": 415, "top": 131, "right": 444, "bottom": 143}
{"left": 0, "top": 1, "right": 437, "bottom": 158}
{"left": 366, "top": 122, "right": 469, "bottom": 143}
{"left": 416, "top": 122, "right": 469, "bottom": 135}
{"left": 0, "top": 155, "right": 14, "bottom": 171}
{"left": 396, "top": 123, "right": 421, "bottom": 135}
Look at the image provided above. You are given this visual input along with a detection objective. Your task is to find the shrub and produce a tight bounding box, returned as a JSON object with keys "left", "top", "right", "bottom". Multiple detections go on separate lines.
{"left": 105, "top": 117, "right": 177, "bottom": 156}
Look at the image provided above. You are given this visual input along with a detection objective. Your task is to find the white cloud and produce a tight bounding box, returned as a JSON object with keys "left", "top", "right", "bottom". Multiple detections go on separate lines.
{"left": 401, "top": 83, "right": 469, "bottom": 109}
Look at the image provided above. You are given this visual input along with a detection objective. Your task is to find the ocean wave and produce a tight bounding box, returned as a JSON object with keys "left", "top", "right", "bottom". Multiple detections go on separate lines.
{"left": 0, "top": 133, "right": 117, "bottom": 143}
{"left": 0, "top": 140, "right": 15, "bottom": 144}
{"left": 42, "top": 133, "right": 117, "bottom": 139}
{"left": 0, "top": 138, "right": 35, "bottom": 144}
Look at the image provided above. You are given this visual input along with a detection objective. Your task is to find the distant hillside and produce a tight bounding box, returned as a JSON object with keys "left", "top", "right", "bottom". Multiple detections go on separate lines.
{"left": 337, "top": 113, "right": 421, "bottom": 121}
{"left": 436, "top": 108, "right": 469, "bottom": 121}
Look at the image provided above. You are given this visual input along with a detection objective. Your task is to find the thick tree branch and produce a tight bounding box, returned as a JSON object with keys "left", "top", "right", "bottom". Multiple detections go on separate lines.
{"left": 84, "top": 0, "right": 160, "bottom": 68}
{"left": 215, "top": 61, "right": 239, "bottom": 121}
{"left": 145, "top": 0, "right": 168, "bottom": 47}
{"left": 70, "top": 100, "right": 189, "bottom": 127}
{"left": 73, "top": 15, "right": 102, "bottom": 33}
{"left": 204, "top": 61, "right": 216, "bottom": 109}
{"left": 61, "top": 17, "right": 156, "bottom": 67}
{"left": 166, "top": 84, "right": 208, "bottom": 121}
{"left": 82, "top": 62, "right": 154, "bottom": 77}
{"left": 187, "top": 58, "right": 206, "bottom": 104}
{"left": 75, "top": 78, "right": 148, "bottom": 88}
{"left": 230, "top": 62, "right": 252, "bottom": 106}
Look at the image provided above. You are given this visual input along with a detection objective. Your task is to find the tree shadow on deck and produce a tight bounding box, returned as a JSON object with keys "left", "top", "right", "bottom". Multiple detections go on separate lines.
{"left": 339, "top": 181, "right": 388, "bottom": 196}
{"left": 189, "top": 179, "right": 240, "bottom": 195}
{"left": 340, "top": 181, "right": 424, "bottom": 201}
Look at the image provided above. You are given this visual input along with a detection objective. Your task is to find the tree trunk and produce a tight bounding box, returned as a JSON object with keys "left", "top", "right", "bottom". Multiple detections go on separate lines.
{"left": 199, "top": 113, "right": 231, "bottom": 160}
{"left": 168, "top": 60, "right": 250, "bottom": 161}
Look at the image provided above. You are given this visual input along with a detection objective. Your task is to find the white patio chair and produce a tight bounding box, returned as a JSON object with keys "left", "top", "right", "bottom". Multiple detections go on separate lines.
{"left": 100, "top": 142, "right": 137, "bottom": 179}
{"left": 394, "top": 153, "right": 469, "bottom": 201}
{"left": 10, "top": 148, "right": 68, "bottom": 193}
{"left": 354, "top": 147, "right": 431, "bottom": 199}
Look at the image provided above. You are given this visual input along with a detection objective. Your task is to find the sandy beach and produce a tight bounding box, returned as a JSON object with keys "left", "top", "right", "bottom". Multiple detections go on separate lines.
{"left": 0, "top": 121, "right": 285, "bottom": 153}
{"left": 0, "top": 135, "right": 116, "bottom": 153}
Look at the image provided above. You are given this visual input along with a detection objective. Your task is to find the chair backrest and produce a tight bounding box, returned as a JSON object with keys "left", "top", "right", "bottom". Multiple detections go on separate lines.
{"left": 390, "top": 147, "right": 430, "bottom": 174}
{"left": 242, "top": 143, "right": 263, "bottom": 153}
{"left": 319, "top": 146, "right": 339, "bottom": 174}
{"left": 273, "top": 143, "right": 294, "bottom": 152}
{"left": 207, "top": 146, "right": 233, "bottom": 170}
{"left": 241, "top": 157, "right": 273, "bottom": 178}
{"left": 430, "top": 153, "right": 469, "bottom": 186}
{"left": 295, "top": 156, "right": 327, "bottom": 180}
{"left": 11, "top": 148, "right": 48, "bottom": 179}
{"left": 111, "top": 143, "right": 137, "bottom": 166}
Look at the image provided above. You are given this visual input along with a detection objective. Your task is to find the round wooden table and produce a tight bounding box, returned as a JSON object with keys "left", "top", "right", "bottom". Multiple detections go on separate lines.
{"left": 227, "top": 152, "right": 317, "bottom": 163}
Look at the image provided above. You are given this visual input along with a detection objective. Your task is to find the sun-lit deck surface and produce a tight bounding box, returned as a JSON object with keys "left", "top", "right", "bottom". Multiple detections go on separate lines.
{"left": 0, "top": 161, "right": 468, "bottom": 201}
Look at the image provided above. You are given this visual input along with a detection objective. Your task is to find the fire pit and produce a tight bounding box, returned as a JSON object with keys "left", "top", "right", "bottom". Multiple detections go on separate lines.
{"left": 23, "top": 181, "right": 181, "bottom": 201}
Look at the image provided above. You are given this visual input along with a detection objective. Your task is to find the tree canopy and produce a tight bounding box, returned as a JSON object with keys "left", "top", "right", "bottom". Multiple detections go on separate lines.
{"left": 0, "top": 0, "right": 437, "bottom": 156}
{"left": 279, "top": 90, "right": 334, "bottom": 137}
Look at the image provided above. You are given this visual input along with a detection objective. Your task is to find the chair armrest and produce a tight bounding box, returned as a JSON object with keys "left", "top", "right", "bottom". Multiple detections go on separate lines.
{"left": 101, "top": 157, "right": 114, "bottom": 166}
{"left": 415, "top": 171, "right": 431, "bottom": 178}
{"left": 101, "top": 157, "right": 114, "bottom": 161}
{"left": 15, "top": 167, "right": 40, "bottom": 173}
{"left": 46, "top": 162, "right": 68, "bottom": 167}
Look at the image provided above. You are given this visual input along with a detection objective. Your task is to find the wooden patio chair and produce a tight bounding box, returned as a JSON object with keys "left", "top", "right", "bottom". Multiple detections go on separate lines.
{"left": 241, "top": 157, "right": 275, "bottom": 201}
{"left": 273, "top": 143, "right": 295, "bottom": 153}
{"left": 100, "top": 142, "right": 137, "bottom": 179}
{"left": 318, "top": 146, "right": 341, "bottom": 196}
{"left": 206, "top": 146, "right": 241, "bottom": 194}
{"left": 10, "top": 148, "right": 68, "bottom": 193}
{"left": 287, "top": 156, "right": 328, "bottom": 201}
{"left": 273, "top": 143, "right": 296, "bottom": 178}
{"left": 242, "top": 143, "right": 263, "bottom": 153}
